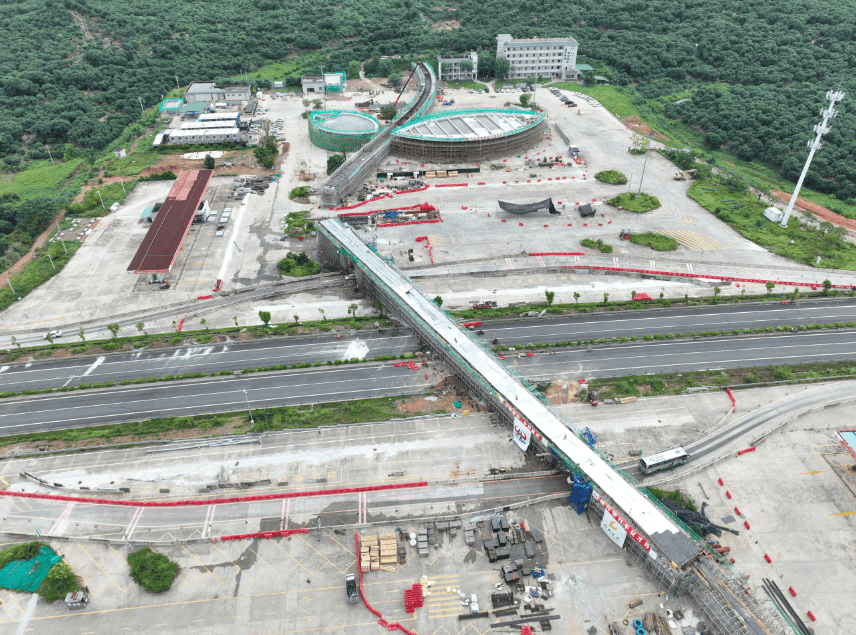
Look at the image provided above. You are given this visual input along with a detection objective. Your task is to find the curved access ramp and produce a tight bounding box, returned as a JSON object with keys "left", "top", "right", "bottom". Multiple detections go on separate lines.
{"left": 319, "top": 62, "right": 435, "bottom": 207}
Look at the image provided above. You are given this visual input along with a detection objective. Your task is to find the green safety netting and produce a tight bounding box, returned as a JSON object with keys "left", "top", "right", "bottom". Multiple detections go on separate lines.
{"left": 0, "top": 547, "right": 61, "bottom": 592}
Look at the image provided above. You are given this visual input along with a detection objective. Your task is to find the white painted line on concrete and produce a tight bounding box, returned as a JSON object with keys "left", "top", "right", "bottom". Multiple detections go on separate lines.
{"left": 125, "top": 507, "right": 144, "bottom": 540}
{"left": 48, "top": 502, "right": 76, "bottom": 536}
{"left": 15, "top": 594, "right": 38, "bottom": 635}
{"left": 63, "top": 356, "right": 105, "bottom": 387}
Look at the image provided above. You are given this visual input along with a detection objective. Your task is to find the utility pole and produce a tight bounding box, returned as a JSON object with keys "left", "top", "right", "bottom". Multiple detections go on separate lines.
{"left": 7, "top": 281, "right": 21, "bottom": 300}
{"left": 45, "top": 146, "right": 55, "bottom": 164}
{"left": 175, "top": 75, "right": 180, "bottom": 90}
{"left": 47, "top": 254, "right": 56, "bottom": 271}
{"left": 637, "top": 150, "right": 650, "bottom": 195}
{"left": 780, "top": 89, "right": 845, "bottom": 227}
{"left": 242, "top": 388, "right": 254, "bottom": 425}
{"left": 138, "top": 96, "right": 144, "bottom": 113}
{"left": 97, "top": 191, "right": 105, "bottom": 209}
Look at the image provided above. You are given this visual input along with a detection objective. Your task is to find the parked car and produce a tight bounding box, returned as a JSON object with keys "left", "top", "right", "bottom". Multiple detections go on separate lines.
{"left": 44, "top": 330, "right": 62, "bottom": 340}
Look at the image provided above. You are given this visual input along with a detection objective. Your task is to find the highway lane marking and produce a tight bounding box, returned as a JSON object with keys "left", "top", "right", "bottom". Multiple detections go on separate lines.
{"left": 0, "top": 340, "right": 418, "bottom": 387}
{"left": 0, "top": 381, "right": 435, "bottom": 431}
{"left": 61, "top": 356, "right": 105, "bottom": 388}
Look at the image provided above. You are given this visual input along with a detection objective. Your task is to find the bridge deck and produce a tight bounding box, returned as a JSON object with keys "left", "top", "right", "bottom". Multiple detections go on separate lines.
{"left": 320, "top": 218, "right": 699, "bottom": 567}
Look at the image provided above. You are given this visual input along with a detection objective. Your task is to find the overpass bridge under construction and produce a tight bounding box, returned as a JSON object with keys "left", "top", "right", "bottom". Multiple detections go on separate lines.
{"left": 318, "top": 218, "right": 791, "bottom": 635}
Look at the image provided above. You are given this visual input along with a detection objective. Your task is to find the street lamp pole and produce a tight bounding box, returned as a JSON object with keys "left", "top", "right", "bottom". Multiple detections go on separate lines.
{"left": 97, "top": 191, "right": 105, "bottom": 209}
{"left": 637, "top": 150, "right": 650, "bottom": 195}
{"left": 242, "top": 389, "right": 254, "bottom": 424}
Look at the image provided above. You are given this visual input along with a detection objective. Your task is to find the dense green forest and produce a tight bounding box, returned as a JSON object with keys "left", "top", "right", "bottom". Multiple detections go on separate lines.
{"left": 1, "top": 0, "right": 855, "bottom": 213}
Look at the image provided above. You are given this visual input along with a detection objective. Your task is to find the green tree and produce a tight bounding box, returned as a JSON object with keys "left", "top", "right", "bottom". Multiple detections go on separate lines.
{"left": 765, "top": 281, "right": 775, "bottom": 296}
{"left": 387, "top": 72, "right": 402, "bottom": 87}
{"left": 127, "top": 547, "right": 179, "bottom": 594}
{"left": 519, "top": 93, "right": 531, "bottom": 106}
{"left": 525, "top": 75, "right": 537, "bottom": 87}
{"left": 45, "top": 332, "right": 54, "bottom": 345}
{"left": 293, "top": 314, "right": 299, "bottom": 323}
{"left": 136, "top": 321, "right": 146, "bottom": 336}
{"left": 78, "top": 326, "right": 85, "bottom": 342}
{"left": 318, "top": 308, "right": 326, "bottom": 320}
{"left": 374, "top": 299, "right": 383, "bottom": 314}
{"left": 233, "top": 316, "right": 239, "bottom": 328}
{"left": 712, "top": 286, "right": 721, "bottom": 303}
{"left": 348, "top": 303, "right": 358, "bottom": 317}
{"left": 259, "top": 310, "right": 271, "bottom": 326}
{"left": 327, "top": 153, "right": 346, "bottom": 175}
{"left": 203, "top": 154, "right": 215, "bottom": 169}
{"left": 630, "top": 290, "right": 637, "bottom": 301}
{"left": 791, "top": 287, "right": 799, "bottom": 301}
{"left": 603, "top": 293, "right": 609, "bottom": 304}
{"left": 583, "top": 71, "right": 597, "bottom": 86}
{"left": 200, "top": 318, "right": 207, "bottom": 330}
{"left": 347, "top": 60, "right": 362, "bottom": 80}
{"left": 107, "top": 323, "right": 120, "bottom": 338}
{"left": 38, "top": 561, "right": 79, "bottom": 603}
{"left": 544, "top": 290, "right": 555, "bottom": 306}
{"left": 573, "top": 292, "right": 580, "bottom": 304}
{"left": 822, "top": 279, "right": 832, "bottom": 295}
{"left": 494, "top": 58, "right": 511, "bottom": 79}
{"left": 459, "top": 59, "right": 473, "bottom": 78}
{"left": 378, "top": 58, "right": 393, "bottom": 77}
{"left": 433, "top": 296, "right": 443, "bottom": 307}
{"left": 379, "top": 104, "right": 398, "bottom": 120}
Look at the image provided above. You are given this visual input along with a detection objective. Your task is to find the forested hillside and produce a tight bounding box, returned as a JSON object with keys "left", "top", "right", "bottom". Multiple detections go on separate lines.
{"left": 0, "top": 0, "right": 855, "bottom": 197}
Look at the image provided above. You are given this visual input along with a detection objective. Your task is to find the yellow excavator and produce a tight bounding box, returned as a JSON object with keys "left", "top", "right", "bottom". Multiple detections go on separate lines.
{"left": 674, "top": 169, "right": 698, "bottom": 180}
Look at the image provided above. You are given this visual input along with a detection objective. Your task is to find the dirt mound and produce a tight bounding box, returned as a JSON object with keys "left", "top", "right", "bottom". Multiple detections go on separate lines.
{"left": 771, "top": 191, "right": 856, "bottom": 232}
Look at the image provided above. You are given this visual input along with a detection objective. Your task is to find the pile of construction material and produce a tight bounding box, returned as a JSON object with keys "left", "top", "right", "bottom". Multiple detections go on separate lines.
{"left": 231, "top": 175, "right": 275, "bottom": 197}
{"left": 360, "top": 535, "right": 396, "bottom": 573}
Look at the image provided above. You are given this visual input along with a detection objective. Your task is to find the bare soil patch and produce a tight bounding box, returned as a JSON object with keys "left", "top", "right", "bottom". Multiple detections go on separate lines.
{"left": 620, "top": 116, "right": 669, "bottom": 142}
{"left": 771, "top": 190, "right": 856, "bottom": 232}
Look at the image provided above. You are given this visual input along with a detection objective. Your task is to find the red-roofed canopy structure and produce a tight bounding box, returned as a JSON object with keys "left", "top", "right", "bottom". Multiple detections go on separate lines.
{"left": 127, "top": 170, "right": 213, "bottom": 274}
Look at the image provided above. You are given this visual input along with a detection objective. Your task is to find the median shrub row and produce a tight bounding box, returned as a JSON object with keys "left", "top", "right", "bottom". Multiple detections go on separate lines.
{"left": 493, "top": 321, "right": 856, "bottom": 351}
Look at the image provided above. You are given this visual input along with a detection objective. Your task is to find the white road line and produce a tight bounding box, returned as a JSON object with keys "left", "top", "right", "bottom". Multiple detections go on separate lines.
{"left": 125, "top": 507, "right": 144, "bottom": 540}
{"left": 62, "top": 356, "right": 105, "bottom": 387}
{"left": 15, "top": 595, "right": 38, "bottom": 635}
{"left": 48, "top": 502, "right": 76, "bottom": 536}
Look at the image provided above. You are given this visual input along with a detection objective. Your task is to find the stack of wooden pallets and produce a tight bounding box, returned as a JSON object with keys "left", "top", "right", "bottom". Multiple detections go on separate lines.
{"left": 360, "top": 535, "right": 397, "bottom": 573}
{"left": 379, "top": 534, "right": 398, "bottom": 572}
{"left": 360, "top": 535, "right": 378, "bottom": 573}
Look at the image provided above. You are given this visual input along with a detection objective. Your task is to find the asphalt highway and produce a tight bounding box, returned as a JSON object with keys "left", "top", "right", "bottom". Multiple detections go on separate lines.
{"left": 2, "top": 299, "right": 853, "bottom": 392}
{"left": 0, "top": 364, "right": 433, "bottom": 435}
{"left": 505, "top": 330, "right": 856, "bottom": 380}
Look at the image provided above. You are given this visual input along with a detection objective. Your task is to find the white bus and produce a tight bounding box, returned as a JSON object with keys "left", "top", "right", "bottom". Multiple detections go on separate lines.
{"left": 639, "top": 447, "right": 689, "bottom": 475}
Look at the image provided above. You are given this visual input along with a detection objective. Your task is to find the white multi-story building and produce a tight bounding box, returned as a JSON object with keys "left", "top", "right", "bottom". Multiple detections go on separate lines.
{"left": 496, "top": 34, "right": 579, "bottom": 81}
{"left": 437, "top": 52, "right": 479, "bottom": 81}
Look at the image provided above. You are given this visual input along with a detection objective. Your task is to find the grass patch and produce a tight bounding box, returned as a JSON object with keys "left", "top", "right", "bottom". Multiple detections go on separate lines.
{"left": 127, "top": 548, "right": 178, "bottom": 593}
{"left": 277, "top": 252, "right": 321, "bottom": 277}
{"left": 283, "top": 210, "right": 314, "bottom": 236}
{"left": 646, "top": 487, "right": 697, "bottom": 511}
{"left": 629, "top": 232, "right": 679, "bottom": 251}
{"left": 688, "top": 182, "right": 856, "bottom": 270}
{"left": 446, "top": 80, "right": 486, "bottom": 91}
{"left": 594, "top": 170, "right": 627, "bottom": 185}
{"left": 608, "top": 192, "right": 661, "bottom": 212}
{"left": 0, "top": 159, "right": 84, "bottom": 201}
{"left": 0, "top": 240, "right": 81, "bottom": 312}
{"left": 547, "top": 83, "right": 641, "bottom": 119}
{"left": 247, "top": 395, "right": 414, "bottom": 432}
{"left": 580, "top": 238, "right": 613, "bottom": 253}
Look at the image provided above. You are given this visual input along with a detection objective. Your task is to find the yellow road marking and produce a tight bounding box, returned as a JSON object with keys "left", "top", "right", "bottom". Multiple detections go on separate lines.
{"left": 828, "top": 511, "right": 855, "bottom": 517}
{"left": 797, "top": 470, "right": 824, "bottom": 475}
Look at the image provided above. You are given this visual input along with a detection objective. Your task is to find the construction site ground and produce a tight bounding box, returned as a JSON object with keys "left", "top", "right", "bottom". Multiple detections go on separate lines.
{"left": 3, "top": 81, "right": 853, "bottom": 343}
{"left": 0, "top": 413, "right": 696, "bottom": 635}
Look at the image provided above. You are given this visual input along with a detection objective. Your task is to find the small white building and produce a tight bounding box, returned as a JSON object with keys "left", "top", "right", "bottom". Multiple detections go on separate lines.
{"left": 301, "top": 72, "right": 347, "bottom": 94}
{"left": 273, "top": 81, "right": 284, "bottom": 89}
{"left": 184, "top": 81, "right": 251, "bottom": 104}
{"left": 153, "top": 128, "right": 244, "bottom": 146}
{"left": 496, "top": 34, "right": 580, "bottom": 81}
{"left": 437, "top": 52, "right": 479, "bottom": 82}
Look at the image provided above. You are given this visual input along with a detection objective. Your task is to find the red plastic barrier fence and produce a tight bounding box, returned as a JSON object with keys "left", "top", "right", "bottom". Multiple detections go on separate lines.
{"left": 807, "top": 611, "right": 816, "bottom": 622}
{"left": 528, "top": 252, "right": 585, "bottom": 257}
{"left": 726, "top": 387, "right": 736, "bottom": 410}
{"left": 734, "top": 507, "right": 741, "bottom": 516}
{"left": 737, "top": 446, "right": 757, "bottom": 456}
{"left": 338, "top": 203, "right": 435, "bottom": 218}
{"left": 433, "top": 183, "right": 468, "bottom": 188}
{"left": 197, "top": 295, "right": 213, "bottom": 300}
{"left": 717, "top": 478, "right": 724, "bottom": 486}
{"left": 220, "top": 528, "right": 308, "bottom": 542}
{"left": 336, "top": 194, "right": 393, "bottom": 211}
{"left": 396, "top": 185, "right": 430, "bottom": 195}
{"left": 726, "top": 490, "right": 732, "bottom": 499}
{"left": 213, "top": 279, "right": 223, "bottom": 292}
{"left": 354, "top": 532, "right": 419, "bottom": 635}
{"left": 0, "top": 481, "right": 429, "bottom": 508}
{"left": 789, "top": 586, "right": 797, "bottom": 597}
{"left": 377, "top": 219, "right": 441, "bottom": 228}
{"left": 764, "top": 554, "right": 772, "bottom": 563}
{"left": 461, "top": 321, "right": 482, "bottom": 328}
{"left": 744, "top": 520, "right": 751, "bottom": 529}
{"left": 177, "top": 317, "right": 184, "bottom": 333}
